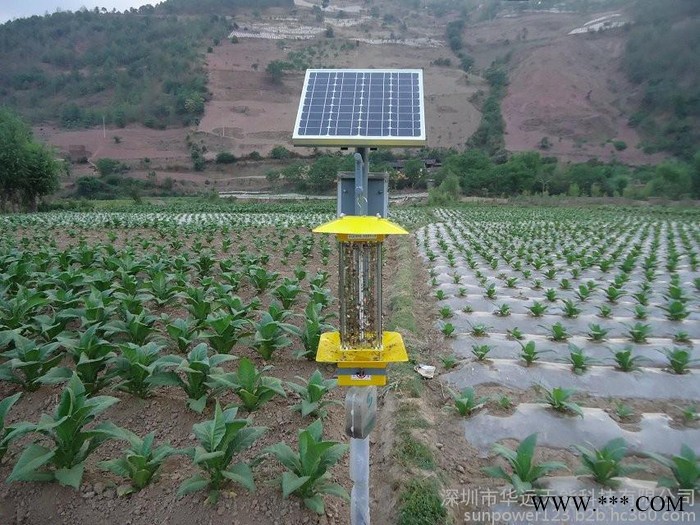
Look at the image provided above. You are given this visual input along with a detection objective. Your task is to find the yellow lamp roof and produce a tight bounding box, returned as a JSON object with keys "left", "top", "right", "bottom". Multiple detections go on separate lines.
{"left": 313, "top": 215, "right": 408, "bottom": 236}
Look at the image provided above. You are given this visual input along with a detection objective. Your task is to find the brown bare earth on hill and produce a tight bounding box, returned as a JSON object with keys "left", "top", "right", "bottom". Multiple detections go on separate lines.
{"left": 34, "top": 125, "right": 191, "bottom": 163}
{"left": 464, "top": 11, "right": 666, "bottom": 164}
{"left": 199, "top": 36, "right": 482, "bottom": 156}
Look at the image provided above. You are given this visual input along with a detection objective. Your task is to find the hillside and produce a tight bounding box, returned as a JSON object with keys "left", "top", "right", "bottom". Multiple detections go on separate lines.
{"left": 623, "top": 0, "right": 700, "bottom": 160}
{"left": 1, "top": 0, "right": 698, "bottom": 187}
{"left": 0, "top": 0, "right": 291, "bottom": 129}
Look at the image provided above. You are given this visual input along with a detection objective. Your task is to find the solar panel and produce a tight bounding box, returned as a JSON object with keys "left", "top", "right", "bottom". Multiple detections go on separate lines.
{"left": 292, "top": 69, "right": 426, "bottom": 147}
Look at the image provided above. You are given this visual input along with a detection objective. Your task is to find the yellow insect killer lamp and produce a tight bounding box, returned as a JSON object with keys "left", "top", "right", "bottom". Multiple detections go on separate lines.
{"left": 313, "top": 215, "right": 409, "bottom": 386}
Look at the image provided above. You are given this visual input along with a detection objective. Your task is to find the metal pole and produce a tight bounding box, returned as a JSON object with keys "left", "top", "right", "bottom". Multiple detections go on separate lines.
{"left": 346, "top": 387, "right": 375, "bottom": 525}
{"left": 350, "top": 435, "right": 370, "bottom": 525}
{"left": 349, "top": 148, "right": 372, "bottom": 524}
{"left": 354, "top": 147, "right": 369, "bottom": 215}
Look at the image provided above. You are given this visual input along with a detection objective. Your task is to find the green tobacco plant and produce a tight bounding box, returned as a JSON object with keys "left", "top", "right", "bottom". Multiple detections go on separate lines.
{"left": 575, "top": 284, "right": 591, "bottom": 302}
{"left": 150, "top": 343, "right": 236, "bottom": 413}
{"left": 266, "top": 302, "right": 292, "bottom": 322}
{"left": 519, "top": 341, "right": 550, "bottom": 366}
{"left": 179, "top": 402, "right": 266, "bottom": 504}
{"left": 27, "top": 311, "right": 71, "bottom": 342}
{"left": 647, "top": 445, "right": 700, "bottom": 492}
{"left": 471, "top": 344, "right": 492, "bottom": 361}
{"left": 441, "top": 322, "right": 456, "bottom": 338}
{"left": 528, "top": 301, "right": 548, "bottom": 317}
{"left": 252, "top": 312, "right": 296, "bottom": 360}
{"left": 184, "top": 287, "right": 214, "bottom": 327}
{"left": 104, "top": 310, "right": 160, "bottom": 346}
{"left": 247, "top": 265, "right": 279, "bottom": 293}
{"left": 43, "top": 325, "right": 117, "bottom": 395}
{"left": 540, "top": 386, "right": 583, "bottom": 417}
{"left": 561, "top": 299, "right": 581, "bottom": 319}
{"left": 663, "top": 300, "right": 690, "bottom": 321}
{"left": 674, "top": 331, "right": 691, "bottom": 344}
{"left": 507, "top": 327, "right": 524, "bottom": 340}
{"left": 498, "top": 395, "right": 513, "bottom": 410}
{"left": 148, "top": 272, "right": 182, "bottom": 306}
{"left": 200, "top": 311, "right": 251, "bottom": 354}
{"left": 663, "top": 348, "right": 697, "bottom": 375}
{"left": 295, "top": 266, "right": 308, "bottom": 282}
{"left": 597, "top": 304, "right": 613, "bottom": 318}
{"left": 469, "top": 323, "right": 490, "bottom": 337}
{"left": 265, "top": 419, "right": 349, "bottom": 514}
{"left": 568, "top": 344, "right": 596, "bottom": 374}
{"left": 109, "top": 342, "right": 163, "bottom": 398}
{"left": 165, "top": 317, "right": 197, "bottom": 353}
{"left": 611, "top": 347, "right": 645, "bottom": 372}
{"left": 575, "top": 438, "right": 641, "bottom": 487}
{"left": 614, "top": 402, "right": 634, "bottom": 420}
{"left": 633, "top": 305, "right": 648, "bottom": 320}
{"left": 483, "top": 433, "right": 566, "bottom": 495}
{"left": 219, "top": 294, "right": 260, "bottom": 320}
{"left": 0, "top": 286, "right": 48, "bottom": 330}
{"left": 626, "top": 322, "right": 652, "bottom": 344}
{"left": 100, "top": 430, "right": 182, "bottom": 495}
{"left": 289, "top": 301, "right": 334, "bottom": 360}
{"left": 439, "top": 306, "right": 453, "bottom": 319}
{"left": 680, "top": 404, "right": 699, "bottom": 424}
{"left": 605, "top": 285, "right": 625, "bottom": 303}
{"left": 7, "top": 374, "right": 128, "bottom": 489}
{"left": 495, "top": 303, "right": 511, "bottom": 317}
{"left": 0, "top": 393, "right": 21, "bottom": 461}
{"left": 213, "top": 357, "right": 286, "bottom": 412}
{"left": 451, "top": 387, "right": 488, "bottom": 416}
{"left": 546, "top": 322, "right": 569, "bottom": 341}
{"left": 0, "top": 334, "right": 63, "bottom": 391}
{"left": 309, "top": 285, "right": 333, "bottom": 308}
{"left": 544, "top": 288, "right": 558, "bottom": 302}
{"left": 273, "top": 279, "right": 303, "bottom": 309}
{"left": 587, "top": 324, "right": 609, "bottom": 342}
{"left": 287, "top": 370, "right": 340, "bottom": 418}
{"left": 441, "top": 354, "right": 458, "bottom": 369}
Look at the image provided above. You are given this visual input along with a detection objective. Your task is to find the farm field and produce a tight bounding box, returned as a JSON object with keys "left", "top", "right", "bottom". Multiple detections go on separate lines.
{"left": 417, "top": 206, "right": 700, "bottom": 521}
{"left": 1, "top": 203, "right": 699, "bottom": 524}
{"left": 0, "top": 205, "right": 359, "bottom": 525}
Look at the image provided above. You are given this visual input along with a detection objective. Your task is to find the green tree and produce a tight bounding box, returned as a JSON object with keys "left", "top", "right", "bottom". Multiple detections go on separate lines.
{"left": 0, "top": 109, "right": 61, "bottom": 211}
{"left": 428, "top": 174, "right": 461, "bottom": 205}
{"left": 266, "top": 169, "right": 281, "bottom": 188}
{"left": 266, "top": 61, "right": 292, "bottom": 84}
{"left": 95, "top": 158, "right": 123, "bottom": 176}
{"left": 307, "top": 156, "right": 338, "bottom": 192}
{"left": 692, "top": 150, "right": 700, "bottom": 198}
{"left": 647, "top": 162, "right": 692, "bottom": 199}
{"left": 403, "top": 159, "right": 425, "bottom": 188}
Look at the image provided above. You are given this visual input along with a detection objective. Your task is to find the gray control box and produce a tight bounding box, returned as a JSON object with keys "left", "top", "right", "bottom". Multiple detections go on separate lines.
{"left": 337, "top": 172, "right": 389, "bottom": 218}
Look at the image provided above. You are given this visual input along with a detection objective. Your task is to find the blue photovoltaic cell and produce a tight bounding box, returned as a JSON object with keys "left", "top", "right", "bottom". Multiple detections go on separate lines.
{"left": 293, "top": 69, "right": 425, "bottom": 145}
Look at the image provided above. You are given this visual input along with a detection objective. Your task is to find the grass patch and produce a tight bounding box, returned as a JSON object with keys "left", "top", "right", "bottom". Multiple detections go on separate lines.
{"left": 398, "top": 479, "right": 448, "bottom": 525}
{"left": 387, "top": 236, "right": 447, "bottom": 524}
{"left": 395, "top": 434, "right": 436, "bottom": 470}
{"left": 393, "top": 362, "right": 424, "bottom": 398}
{"left": 387, "top": 238, "right": 418, "bottom": 333}
{"left": 395, "top": 403, "right": 431, "bottom": 433}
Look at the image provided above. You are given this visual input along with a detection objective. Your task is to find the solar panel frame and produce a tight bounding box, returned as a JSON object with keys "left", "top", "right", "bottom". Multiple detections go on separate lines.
{"left": 292, "top": 68, "right": 427, "bottom": 147}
